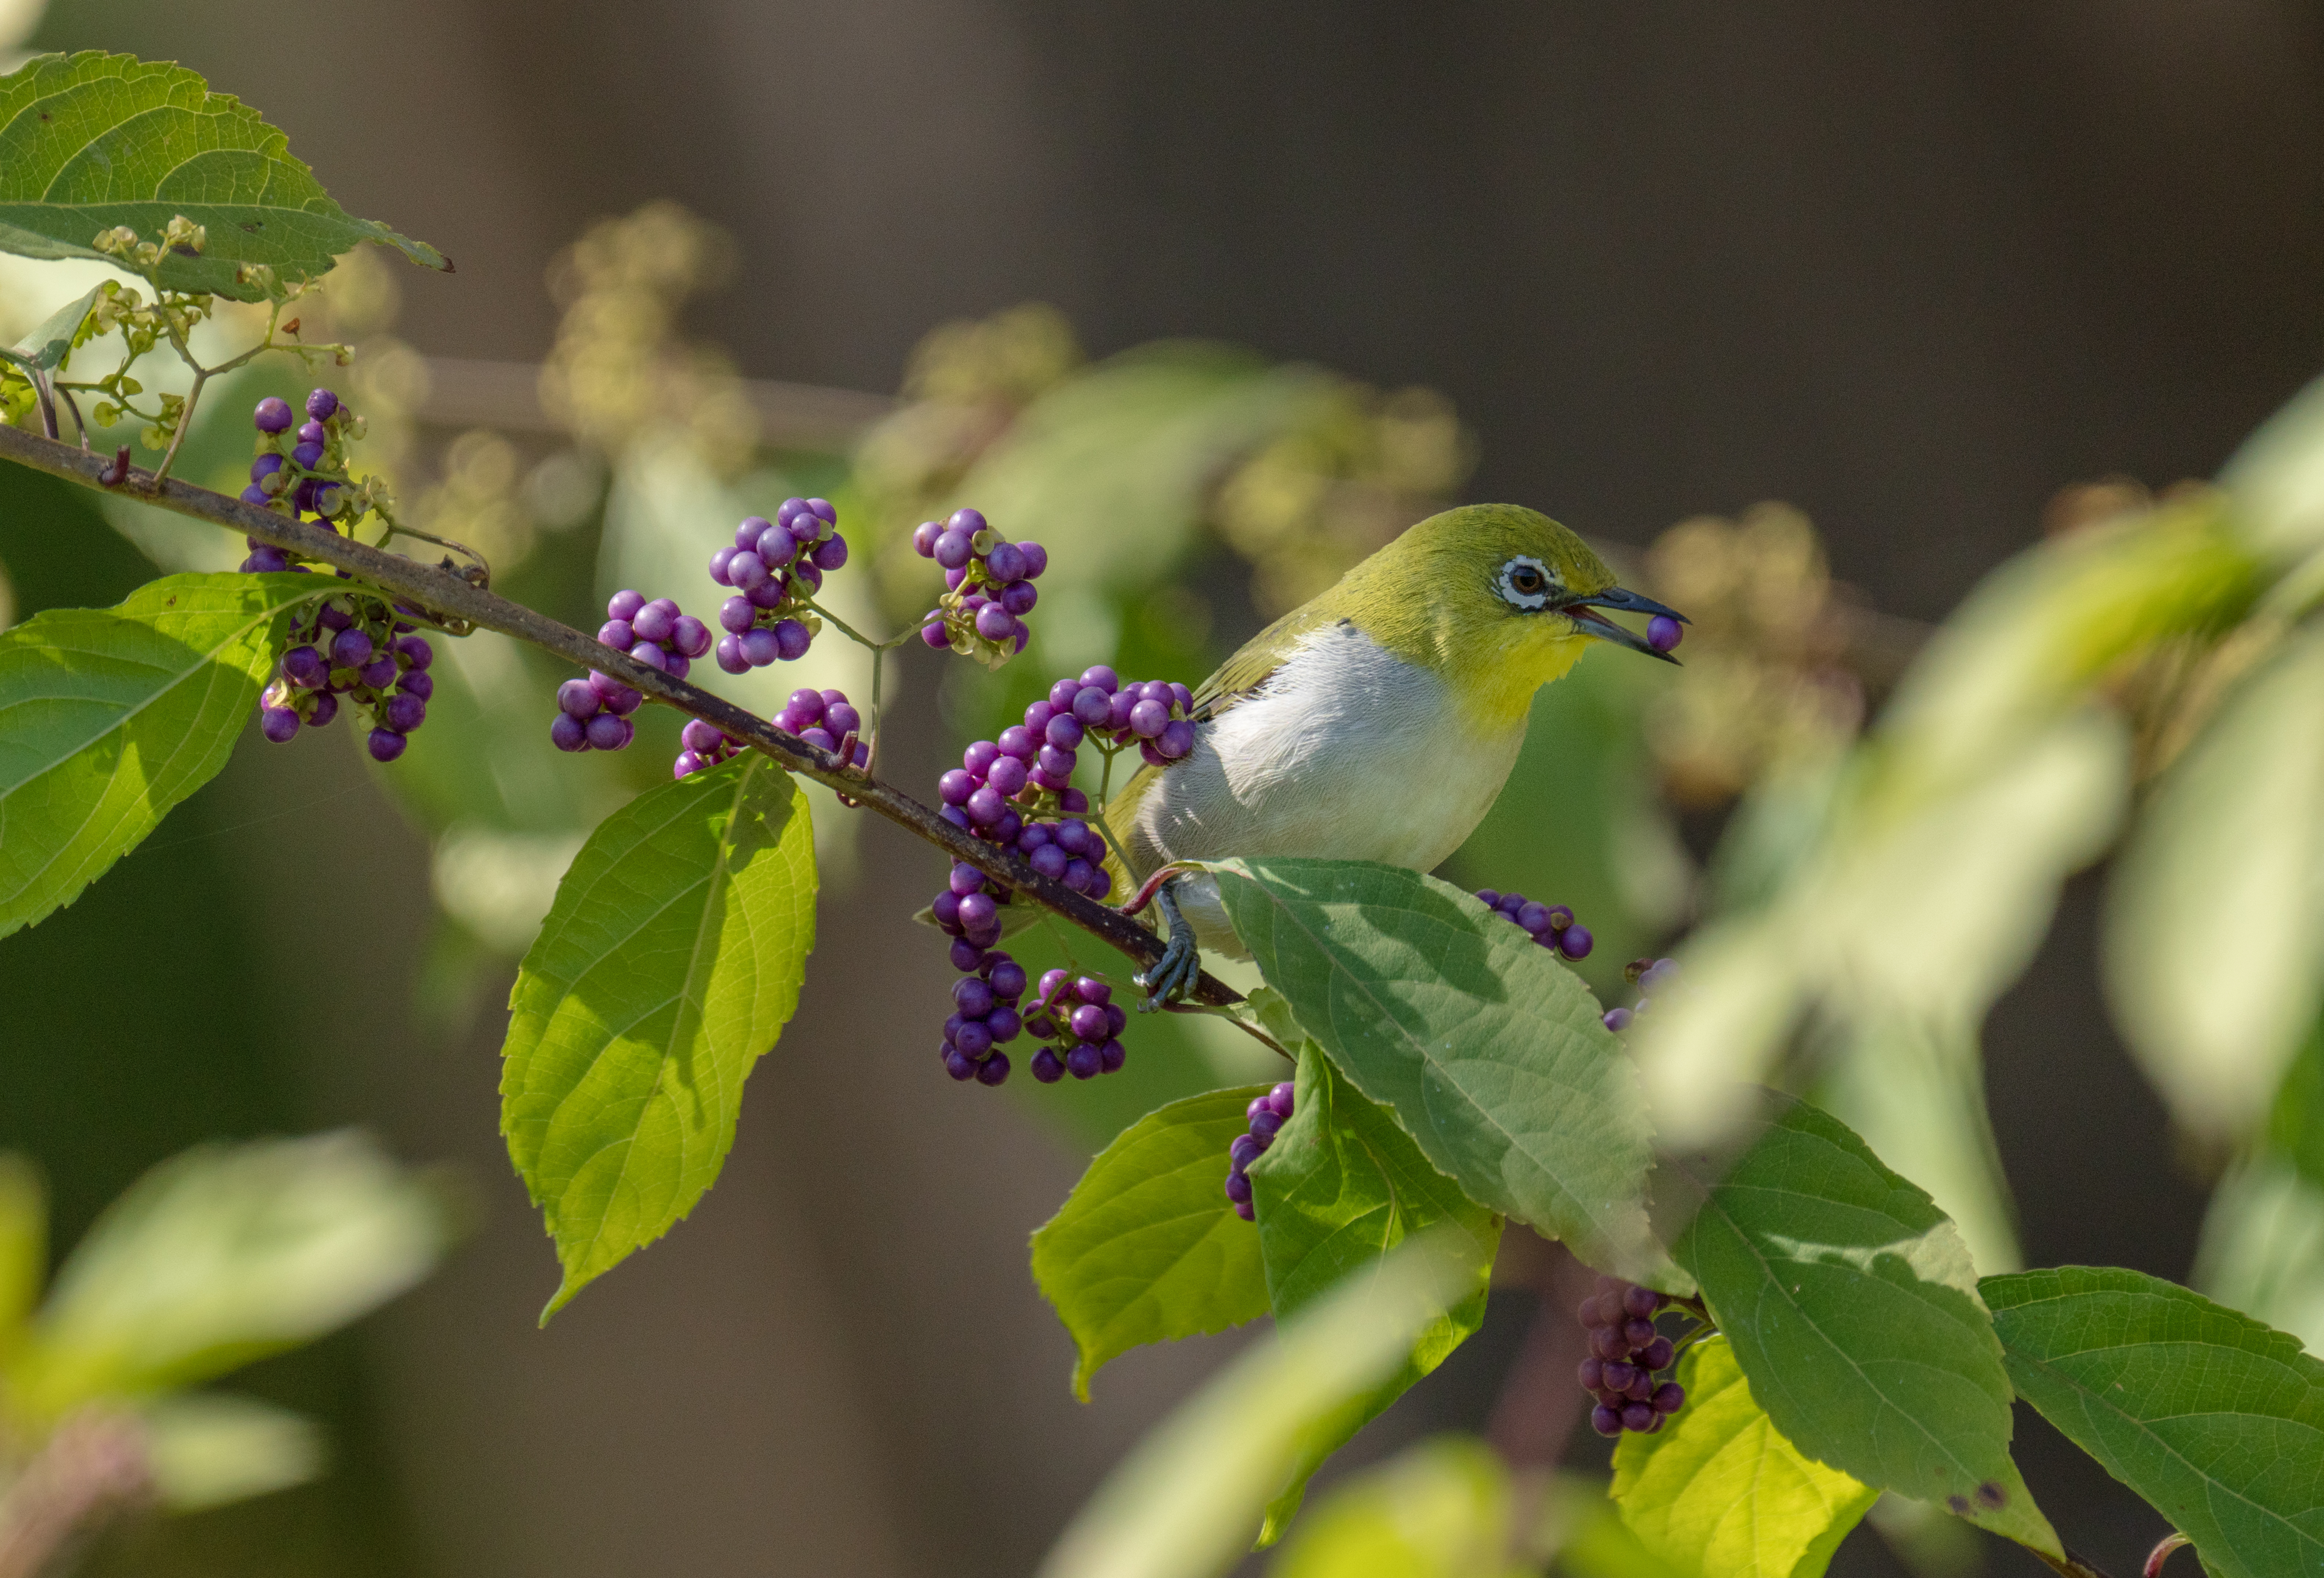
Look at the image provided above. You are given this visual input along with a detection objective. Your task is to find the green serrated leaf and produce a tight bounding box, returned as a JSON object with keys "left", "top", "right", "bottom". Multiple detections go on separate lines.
{"left": 1671, "top": 1094, "right": 2059, "bottom": 1557}
{"left": 0, "top": 52, "right": 446, "bottom": 300}
{"left": 1247, "top": 1042, "right": 1500, "bottom": 1544}
{"left": 10, "top": 1132, "right": 444, "bottom": 1418}
{"left": 0, "top": 570, "right": 319, "bottom": 939}
{"left": 1207, "top": 857, "right": 1666, "bottom": 1282}
{"left": 3, "top": 282, "right": 105, "bottom": 372}
{"left": 1266, "top": 1435, "right": 1519, "bottom": 1578}
{"left": 1984, "top": 1266, "right": 2324, "bottom": 1578}
{"left": 1611, "top": 1336, "right": 1877, "bottom": 1578}
{"left": 1032, "top": 1087, "right": 1273, "bottom": 1400}
{"left": 501, "top": 756, "right": 816, "bottom": 1318}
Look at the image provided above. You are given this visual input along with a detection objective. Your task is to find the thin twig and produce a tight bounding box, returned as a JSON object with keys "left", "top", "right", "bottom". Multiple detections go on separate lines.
{"left": 0, "top": 422, "right": 1243, "bottom": 1007}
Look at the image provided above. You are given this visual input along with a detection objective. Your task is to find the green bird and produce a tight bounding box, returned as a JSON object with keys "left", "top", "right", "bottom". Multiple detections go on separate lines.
{"left": 1105, "top": 502, "right": 1686, "bottom": 1007}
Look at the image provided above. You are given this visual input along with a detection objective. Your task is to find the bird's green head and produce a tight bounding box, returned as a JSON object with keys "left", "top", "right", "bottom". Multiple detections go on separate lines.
{"left": 1333, "top": 503, "right": 1687, "bottom": 731}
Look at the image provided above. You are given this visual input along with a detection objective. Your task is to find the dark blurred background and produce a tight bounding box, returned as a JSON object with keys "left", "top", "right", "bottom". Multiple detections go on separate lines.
{"left": 4, "top": 2, "right": 2321, "bottom": 1574}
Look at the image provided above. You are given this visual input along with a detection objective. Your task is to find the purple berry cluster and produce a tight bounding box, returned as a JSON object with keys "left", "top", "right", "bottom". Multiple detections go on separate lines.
{"left": 258, "top": 595, "right": 434, "bottom": 762}
{"left": 939, "top": 946, "right": 1032, "bottom": 1087}
{"left": 239, "top": 388, "right": 373, "bottom": 549}
{"left": 1578, "top": 1278, "right": 1686, "bottom": 1437}
{"left": 912, "top": 507, "right": 1047, "bottom": 666}
{"left": 1224, "top": 1081, "right": 1295, "bottom": 1220}
{"left": 1646, "top": 614, "right": 1684, "bottom": 655}
{"left": 1022, "top": 969, "right": 1129, "bottom": 1084}
{"left": 1474, "top": 889, "right": 1595, "bottom": 962}
{"left": 599, "top": 588, "right": 712, "bottom": 680}
{"left": 553, "top": 670, "right": 643, "bottom": 753}
{"left": 708, "top": 498, "right": 847, "bottom": 673}
{"left": 1600, "top": 957, "right": 1679, "bottom": 1034}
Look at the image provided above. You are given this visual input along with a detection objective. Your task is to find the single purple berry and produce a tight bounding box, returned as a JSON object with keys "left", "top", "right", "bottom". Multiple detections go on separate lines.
{"left": 934, "top": 531, "right": 973, "bottom": 570}
{"left": 984, "top": 542, "right": 1026, "bottom": 583}
{"left": 966, "top": 786, "right": 1005, "bottom": 826}
{"left": 1623, "top": 1285, "right": 1662, "bottom": 1320}
{"left": 253, "top": 397, "right": 294, "bottom": 433}
{"left": 282, "top": 646, "right": 327, "bottom": 689}
{"left": 912, "top": 520, "right": 943, "bottom": 557}
{"left": 238, "top": 484, "right": 270, "bottom": 506}
{"left": 957, "top": 891, "right": 998, "bottom": 933}
{"left": 999, "top": 580, "right": 1038, "bottom": 616}
{"left": 1591, "top": 1405, "right": 1622, "bottom": 1438}
{"left": 812, "top": 534, "right": 848, "bottom": 571}
{"left": 1065, "top": 1043, "right": 1101, "bottom": 1080}
{"left": 260, "top": 706, "right": 300, "bottom": 743}
{"left": 1080, "top": 665, "right": 1119, "bottom": 694}
{"left": 251, "top": 453, "right": 285, "bottom": 483}
{"left": 944, "top": 1048, "right": 978, "bottom": 1082}
{"left": 805, "top": 498, "right": 837, "bottom": 526}
{"left": 558, "top": 679, "right": 602, "bottom": 719}
{"left": 1647, "top": 615, "right": 1683, "bottom": 654}
{"left": 307, "top": 692, "right": 338, "bottom": 727}
{"left": 989, "top": 960, "right": 1028, "bottom": 999}
{"left": 947, "top": 506, "right": 987, "bottom": 535}
{"left": 1578, "top": 1357, "right": 1605, "bottom": 1391}
{"left": 975, "top": 1052, "right": 1012, "bottom": 1086}
{"left": 1249, "top": 1109, "right": 1283, "bottom": 1142}
{"left": 1059, "top": 787, "right": 1091, "bottom": 813}
{"left": 1030, "top": 844, "right": 1069, "bottom": 881}
{"left": 607, "top": 589, "right": 646, "bottom": 621}
{"left": 1592, "top": 1326, "right": 1628, "bottom": 1361}
{"left": 986, "top": 756, "right": 1028, "bottom": 797}
{"left": 1156, "top": 719, "right": 1196, "bottom": 760}
{"left": 305, "top": 388, "right": 340, "bottom": 421}
{"left": 295, "top": 419, "right": 327, "bottom": 446}
{"left": 711, "top": 634, "right": 746, "bottom": 674}
{"left": 591, "top": 672, "right": 643, "bottom": 713}
{"left": 824, "top": 700, "right": 862, "bottom": 736}
{"left": 954, "top": 1020, "right": 994, "bottom": 1060}
{"left": 1098, "top": 1038, "right": 1125, "bottom": 1072}
{"left": 938, "top": 769, "right": 976, "bottom": 807}
{"left": 383, "top": 692, "right": 427, "bottom": 732}
{"left": 396, "top": 635, "right": 434, "bottom": 670}
{"left": 740, "top": 628, "right": 782, "bottom": 666}
{"left": 673, "top": 751, "right": 706, "bottom": 778}
{"left": 291, "top": 440, "right": 325, "bottom": 470}
{"left": 1641, "top": 1336, "right": 1675, "bottom": 1370}
{"left": 974, "top": 603, "right": 1015, "bottom": 642}
{"left": 1128, "top": 699, "right": 1170, "bottom": 739}
{"left": 1603, "top": 1007, "right": 1633, "bottom": 1033}
{"left": 1545, "top": 906, "right": 1575, "bottom": 932}
{"left": 1020, "top": 542, "right": 1049, "bottom": 578}
{"left": 920, "top": 620, "right": 951, "bottom": 650}
{"left": 1651, "top": 1381, "right": 1685, "bottom": 1414}
{"left": 1267, "top": 1081, "right": 1294, "bottom": 1118}
{"left": 1559, "top": 925, "right": 1594, "bottom": 960}
{"left": 358, "top": 655, "right": 398, "bottom": 690}
{"left": 757, "top": 526, "right": 798, "bottom": 567}
{"left": 727, "top": 550, "right": 771, "bottom": 592}
{"left": 708, "top": 546, "right": 737, "bottom": 585}
{"left": 1027, "top": 1047, "right": 1062, "bottom": 1082}
{"left": 953, "top": 976, "right": 996, "bottom": 1019}
{"left": 585, "top": 713, "right": 633, "bottom": 751}
{"left": 671, "top": 616, "right": 712, "bottom": 658}
{"left": 552, "top": 713, "right": 589, "bottom": 752}
{"left": 364, "top": 727, "right": 406, "bottom": 762}
{"left": 331, "top": 628, "right": 374, "bottom": 669}
{"left": 1620, "top": 1402, "right": 1656, "bottom": 1433}
{"left": 1068, "top": 1003, "right": 1109, "bottom": 1041}
{"left": 772, "top": 620, "right": 812, "bottom": 660}
{"left": 1106, "top": 690, "right": 1136, "bottom": 732}
{"left": 949, "top": 861, "right": 987, "bottom": 896}
{"left": 987, "top": 1006, "right": 1022, "bottom": 1042}
{"left": 1223, "top": 1169, "right": 1254, "bottom": 1206}
{"left": 1602, "top": 1361, "right": 1639, "bottom": 1394}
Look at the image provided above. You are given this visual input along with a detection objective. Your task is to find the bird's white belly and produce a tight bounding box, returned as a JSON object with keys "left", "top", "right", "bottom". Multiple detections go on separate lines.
{"left": 1128, "top": 623, "right": 1526, "bottom": 954}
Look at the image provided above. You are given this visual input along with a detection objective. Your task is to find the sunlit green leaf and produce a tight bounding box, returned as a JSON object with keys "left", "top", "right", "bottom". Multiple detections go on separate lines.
{"left": 11, "top": 1132, "right": 445, "bottom": 1417}
{"left": 1208, "top": 858, "right": 1665, "bottom": 1283}
{"left": 1247, "top": 1042, "right": 1499, "bottom": 1543}
{"left": 1032, "top": 1086, "right": 1272, "bottom": 1400}
{"left": 1266, "top": 1435, "right": 1520, "bottom": 1578}
{"left": 1672, "top": 1095, "right": 2058, "bottom": 1556}
{"left": 1984, "top": 1266, "right": 2324, "bottom": 1578}
{"left": 1038, "top": 1230, "right": 1482, "bottom": 1578}
{"left": 1611, "top": 1337, "right": 1876, "bottom": 1578}
{"left": 141, "top": 1392, "right": 324, "bottom": 1511}
{"left": 0, "top": 571, "right": 319, "bottom": 939}
{"left": 501, "top": 756, "right": 816, "bottom": 1317}
{"left": 0, "top": 52, "right": 446, "bottom": 299}
{"left": 2107, "top": 624, "right": 2324, "bottom": 1141}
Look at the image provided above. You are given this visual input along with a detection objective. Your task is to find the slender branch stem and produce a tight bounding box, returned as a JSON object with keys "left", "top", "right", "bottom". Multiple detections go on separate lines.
{"left": 0, "top": 421, "right": 1242, "bottom": 1007}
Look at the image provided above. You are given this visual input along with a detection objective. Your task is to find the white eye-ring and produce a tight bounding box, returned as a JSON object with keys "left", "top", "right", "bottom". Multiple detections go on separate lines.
{"left": 1496, "top": 555, "right": 1560, "bottom": 611}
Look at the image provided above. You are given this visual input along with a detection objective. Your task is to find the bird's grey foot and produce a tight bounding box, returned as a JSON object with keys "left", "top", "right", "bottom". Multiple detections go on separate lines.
{"left": 1136, "top": 878, "right": 1202, "bottom": 1011}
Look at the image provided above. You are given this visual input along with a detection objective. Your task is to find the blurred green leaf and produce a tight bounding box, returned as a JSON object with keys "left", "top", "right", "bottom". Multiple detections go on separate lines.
{"left": 1266, "top": 1435, "right": 1521, "bottom": 1578}
{"left": 502, "top": 756, "right": 817, "bottom": 1318}
{"left": 1610, "top": 1336, "right": 1876, "bottom": 1578}
{"left": 1545, "top": 1475, "right": 1698, "bottom": 1578}
{"left": 1210, "top": 858, "right": 1668, "bottom": 1284}
{"left": 141, "top": 1392, "right": 324, "bottom": 1511}
{"left": 0, "top": 570, "right": 318, "bottom": 940}
{"left": 2191, "top": 1155, "right": 2324, "bottom": 1358}
{"left": 2223, "top": 369, "right": 2324, "bottom": 562}
{"left": 2107, "top": 624, "right": 2324, "bottom": 1142}
{"left": 2272, "top": 1018, "right": 2324, "bottom": 1193}
{"left": 1032, "top": 1086, "right": 1272, "bottom": 1401}
{"left": 1983, "top": 1265, "right": 2324, "bottom": 1578}
{"left": 1038, "top": 1229, "right": 1482, "bottom": 1578}
{"left": 1672, "top": 1095, "right": 2057, "bottom": 1556}
{"left": 0, "top": 52, "right": 446, "bottom": 299}
{"left": 12, "top": 1132, "right": 443, "bottom": 1417}
{"left": 1247, "top": 1044, "right": 1501, "bottom": 1543}
{"left": 3, "top": 282, "right": 104, "bottom": 372}
{"left": 0, "top": 1156, "right": 43, "bottom": 1365}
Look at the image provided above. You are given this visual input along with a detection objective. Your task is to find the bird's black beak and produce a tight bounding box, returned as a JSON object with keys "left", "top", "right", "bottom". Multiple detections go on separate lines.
{"left": 1560, "top": 585, "right": 1688, "bottom": 664}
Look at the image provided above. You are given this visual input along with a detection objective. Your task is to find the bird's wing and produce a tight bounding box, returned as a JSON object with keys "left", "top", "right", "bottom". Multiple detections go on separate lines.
{"left": 1101, "top": 599, "right": 1341, "bottom": 892}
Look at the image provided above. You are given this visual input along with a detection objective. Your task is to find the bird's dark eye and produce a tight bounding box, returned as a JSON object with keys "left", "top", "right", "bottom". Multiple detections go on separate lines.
{"left": 1510, "top": 564, "right": 1546, "bottom": 595}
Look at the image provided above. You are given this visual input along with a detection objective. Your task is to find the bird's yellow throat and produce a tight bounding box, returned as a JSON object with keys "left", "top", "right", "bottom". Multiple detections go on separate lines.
{"left": 1347, "top": 598, "right": 1590, "bottom": 736}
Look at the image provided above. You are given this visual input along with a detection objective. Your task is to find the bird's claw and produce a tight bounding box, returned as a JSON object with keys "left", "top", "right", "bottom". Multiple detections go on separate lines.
{"left": 1136, "top": 878, "right": 1201, "bottom": 1012}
